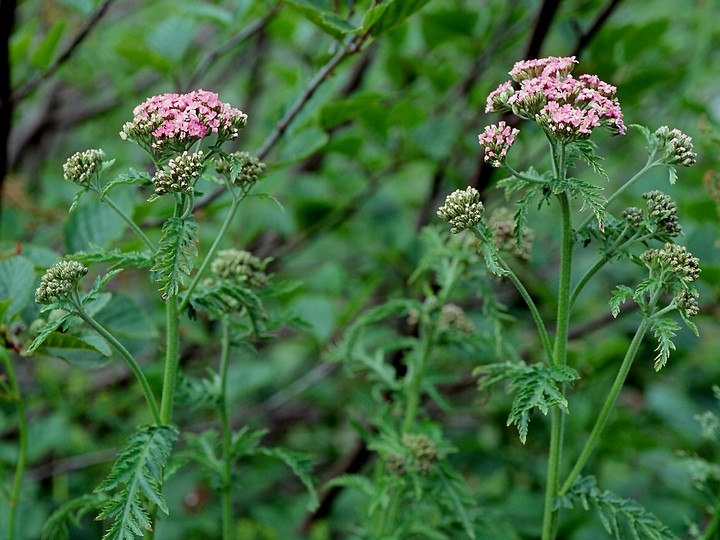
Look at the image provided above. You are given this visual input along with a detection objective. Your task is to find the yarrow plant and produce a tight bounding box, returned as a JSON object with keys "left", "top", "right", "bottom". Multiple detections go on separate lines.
{"left": 439, "top": 56, "right": 700, "bottom": 539}
{"left": 24, "top": 89, "right": 317, "bottom": 540}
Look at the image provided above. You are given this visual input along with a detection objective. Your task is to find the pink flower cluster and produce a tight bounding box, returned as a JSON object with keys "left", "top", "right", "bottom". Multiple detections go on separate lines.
{"left": 478, "top": 121, "right": 519, "bottom": 167}
{"left": 485, "top": 56, "right": 625, "bottom": 141}
{"left": 120, "top": 90, "right": 248, "bottom": 158}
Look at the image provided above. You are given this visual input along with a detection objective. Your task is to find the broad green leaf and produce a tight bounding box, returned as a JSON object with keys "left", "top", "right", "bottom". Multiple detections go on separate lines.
{"left": 146, "top": 16, "right": 197, "bottom": 62}
{"left": 42, "top": 332, "right": 111, "bottom": 369}
{"left": 362, "top": 0, "right": 434, "bottom": 36}
{"left": 64, "top": 200, "right": 129, "bottom": 252}
{"left": 0, "top": 256, "right": 35, "bottom": 322}
{"left": 30, "top": 20, "right": 66, "bottom": 70}
{"left": 285, "top": 0, "right": 358, "bottom": 39}
{"left": 95, "top": 294, "right": 158, "bottom": 341}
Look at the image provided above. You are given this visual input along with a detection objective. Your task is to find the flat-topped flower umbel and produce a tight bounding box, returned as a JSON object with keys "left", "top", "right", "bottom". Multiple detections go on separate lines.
{"left": 485, "top": 55, "right": 625, "bottom": 144}
{"left": 120, "top": 89, "right": 248, "bottom": 160}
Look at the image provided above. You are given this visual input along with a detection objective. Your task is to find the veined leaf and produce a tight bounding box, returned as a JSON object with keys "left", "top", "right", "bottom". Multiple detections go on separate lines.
{"left": 95, "top": 425, "right": 178, "bottom": 540}
{"left": 285, "top": 0, "right": 358, "bottom": 39}
{"left": 101, "top": 169, "right": 152, "bottom": 198}
{"left": 610, "top": 285, "right": 634, "bottom": 318}
{"left": 151, "top": 216, "right": 198, "bottom": 299}
{"left": 566, "top": 177, "right": 608, "bottom": 231}
{"left": 42, "top": 331, "right": 111, "bottom": 369}
{"left": 569, "top": 140, "right": 608, "bottom": 180}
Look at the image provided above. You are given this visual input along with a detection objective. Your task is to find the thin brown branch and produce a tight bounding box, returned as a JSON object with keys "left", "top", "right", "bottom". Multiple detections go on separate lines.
{"left": 11, "top": 0, "right": 116, "bottom": 104}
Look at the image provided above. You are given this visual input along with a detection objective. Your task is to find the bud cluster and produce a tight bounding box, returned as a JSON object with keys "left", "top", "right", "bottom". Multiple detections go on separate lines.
{"left": 642, "top": 243, "right": 701, "bottom": 283}
{"left": 437, "top": 187, "right": 484, "bottom": 234}
{"left": 438, "top": 303, "right": 475, "bottom": 334}
{"left": 63, "top": 149, "right": 106, "bottom": 186}
{"left": 642, "top": 190, "right": 682, "bottom": 237}
{"left": 675, "top": 289, "right": 700, "bottom": 317}
{"left": 211, "top": 249, "right": 268, "bottom": 289}
{"left": 152, "top": 151, "right": 204, "bottom": 196}
{"left": 35, "top": 260, "right": 88, "bottom": 304}
{"left": 654, "top": 126, "right": 697, "bottom": 167}
{"left": 621, "top": 206, "right": 643, "bottom": 228}
{"left": 402, "top": 433, "right": 439, "bottom": 475}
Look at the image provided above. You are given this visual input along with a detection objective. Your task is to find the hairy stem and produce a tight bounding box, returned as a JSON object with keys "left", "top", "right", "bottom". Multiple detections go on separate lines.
{"left": 219, "top": 317, "right": 234, "bottom": 540}
{"left": 1, "top": 348, "right": 27, "bottom": 540}
{"left": 159, "top": 296, "right": 180, "bottom": 425}
{"left": 72, "top": 296, "right": 160, "bottom": 424}
{"left": 542, "top": 150, "right": 573, "bottom": 540}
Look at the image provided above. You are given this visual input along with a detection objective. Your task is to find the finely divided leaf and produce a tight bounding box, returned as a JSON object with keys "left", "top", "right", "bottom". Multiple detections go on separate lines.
{"left": 610, "top": 285, "right": 634, "bottom": 318}
{"left": 476, "top": 362, "right": 579, "bottom": 443}
{"left": 558, "top": 475, "right": 677, "bottom": 540}
{"left": 151, "top": 217, "right": 198, "bottom": 299}
{"left": 95, "top": 425, "right": 178, "bottom": 540}
{"left": 649, "top": 316, "right": 680, "bottom": 371}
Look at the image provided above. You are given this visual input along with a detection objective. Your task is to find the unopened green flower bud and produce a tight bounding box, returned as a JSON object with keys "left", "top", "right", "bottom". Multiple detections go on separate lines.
{"left": 437, "top": 187, "right": 484, "bottom": 234}
{"left": 675, "top": 289, "right": 700, "bottom": 317}
{"left": 642, "top": 243, "right": 700, "bottom": 282}
{"left": 211, "top": 249, "right": 268, "bottom": 289}
{"left": 63, "top": 149, "right": 105, "bottom": 186}
{"left": 654, "top": 126, "right": 697, "bottom": 167}
{"left": 643, "top": 190, "right": 681, "bottom": 237}
{"left": 35, "top": 261, "right": 88, "bottom": 304}
{"left": 385, "top": 454, "right": 407, "bottom": 476}
{"left": 215, "top": 152, "right": 266, "bottom": 189}
{"left": 152, "top": 150, "right": 204, "bottom": 195}
{"left": 622, "top": 207, "right": 643, "bottom": 228}
{"left": 402, "top": 433, "right": 438, "bottom": 475}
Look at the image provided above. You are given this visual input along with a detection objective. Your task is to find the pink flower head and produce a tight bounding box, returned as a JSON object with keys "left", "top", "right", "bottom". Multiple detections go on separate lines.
{"left": 478, "top": 121, "right": 519, "bottom": 167}
{"left": 120, "top": 89, "right": 248, "bottom": 160}
{"left": 509, "top": 56, "right": 577, "bottom": 82}
{"left": 485, "top": 56, "right": 626, "bottom": 141}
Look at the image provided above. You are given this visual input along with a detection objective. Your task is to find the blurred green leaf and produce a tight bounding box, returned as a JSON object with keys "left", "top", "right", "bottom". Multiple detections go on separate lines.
{"left": 285, "top": 0, "right": 358, "bottom": 39}
{"left": 147, "top": 15, "right": 197, "bottom": 62}
{"left": 362, "top": 0, "right": 434, "bottom": 36}
{"left": 30, "top": 20, "right": 66, "bottom": 70}
{"left": 42, "top": 331, "right": 111, "bottom": 369}
{"left": 63, "top": 200, "right": 129, "bottom": 252}
{"left": 0, "top": 256, "right": 35, "bottom": 323}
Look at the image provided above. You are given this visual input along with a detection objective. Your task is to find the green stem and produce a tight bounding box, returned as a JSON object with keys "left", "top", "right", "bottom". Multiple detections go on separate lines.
{"left": 500, "top": 259, "right": 553, "bottom": 364}
{"left": 559, "top": 316, "right": 651, "bottom": 496}
{"left": 219, "top": 317, "right": 233, "bottom": 540}
{"left": 701, "top": 500, "right": 720, "bottom": 540}
{"left": 159, "top": 296, "right": 180, "bottom": 425}
{"left": 178, "top": 195, "right": 241, "bottom": 313}
{"left": 73, "top": 296, "right": 160, "bottom": 424}
{"left": 1, "top": 349, "right": 27, "bottom": 540}
{"left": 502, "top": 163, "right": 547, "bottom": 184}
{"left": 97, "top": 191, "right": 156, "bottom": 252}
{"left": 402, "top": 322, "right": 437, "bottom": 434}
{"left": 541, "top": 189, "right": 573, "bottom": 540}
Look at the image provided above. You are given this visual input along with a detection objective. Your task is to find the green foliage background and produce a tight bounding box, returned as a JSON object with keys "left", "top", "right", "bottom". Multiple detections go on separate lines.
{"left": 1, "top": 0, "right": 720, "bottom": 538}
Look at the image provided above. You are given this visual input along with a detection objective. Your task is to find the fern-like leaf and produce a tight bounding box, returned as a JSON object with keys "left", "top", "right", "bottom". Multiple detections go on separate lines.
{"left": 95, "top": 424, "right": 178, "bottom": 540}
{"left": 610, "top": 285, "right": 634, "bottom": 318}
{"left": 649, "top": 316, "right": 680, "bottom": 371}
{"left": 476, "top": 361, "right": 579, "bottom": 443}
{"left": 42, "top": 493, "right": 107, "bottom": 540}
{"left": 151, "top": 217, "right": 198, "bottom": 299}
{"left": 569, "top": 140, "right": 608, "bottom": 180}
{"left": 557, "top": 475, "right": 678, "bottom": 540}
{"left": 566, "top": 177, "right": 608, "bottom": 231}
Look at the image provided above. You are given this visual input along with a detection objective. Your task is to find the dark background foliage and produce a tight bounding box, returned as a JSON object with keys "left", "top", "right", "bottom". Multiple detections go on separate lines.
{"left": 1, "top": 0, "right": 719, "bottom": 538}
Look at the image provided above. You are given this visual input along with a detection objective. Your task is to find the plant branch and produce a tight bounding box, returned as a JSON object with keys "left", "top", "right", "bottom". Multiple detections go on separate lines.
{"left": 219, "top": 317, "right": 233, "bottom": 540}
{"left": 11, "top": 0, "right": 117, "bottom": 104}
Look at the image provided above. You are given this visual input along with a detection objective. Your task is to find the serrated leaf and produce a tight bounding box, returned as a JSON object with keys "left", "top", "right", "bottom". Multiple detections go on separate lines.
{"left": 42, "top": 493, "right": 108, "bottom": 540}
{"left": 64, "top": 200, "right": 129, "bottom": 252}
{"left": 151, "top": 217, "right": 198, "bottom": 299}
{"left": 257, "top": 447, "right": 319, "bottom": 510}
{"left": 72, "top": 248, "right": 153, "bottom": 270}
{"left": 609, "top": 285, "right": 634, "bottom": 318}
{"left": 27, "top": 312, "right": 75, "bottom": 353}
{"left": 476, "top": 361, "right": 579, "bottom": 443}
{"left": 558, "top": 475, "right": 677, "bottom": 540}
{"left": 96, "top": 425, "right": 178, "bottom": 540}
{"left": 0, "top": 256, "right": 35, "bottom": 322}
{"left": 570, "top": 140, "right": 608, "bottom": 180}
{"left": 68, "top": 187, "right": 89, "bottom": 213}
{"left": 285, "top": 0, "right": 358, "bottom": 39}
{"left": 650, "top": 316, "right": 680, "bottom": 371}
{"left": 101, "top": 169, "right": 152, "bottom": 198}
{"left": 43, "top": 331, "right": 111, "bottom": 369}
{"left": 667, "top": 166, "right": 678, "bottom": 185}
{"left": 566, "top": 177, "right": 607, "bottom": 231}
